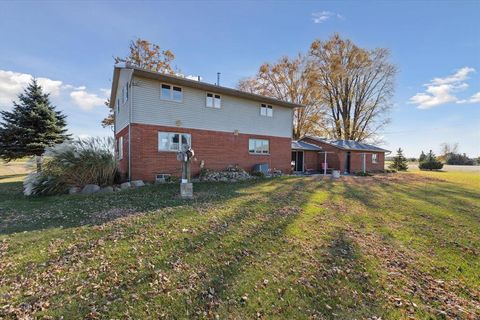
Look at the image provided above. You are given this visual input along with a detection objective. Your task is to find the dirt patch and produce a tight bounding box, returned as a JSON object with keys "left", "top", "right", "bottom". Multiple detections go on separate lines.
{"left": 349, "top": 228, "right": 480, "bottom": 318}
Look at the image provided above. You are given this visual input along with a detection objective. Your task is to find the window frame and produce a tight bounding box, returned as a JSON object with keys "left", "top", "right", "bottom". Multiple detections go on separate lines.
{"left": 118, "top": 136, "right": 123, "bottom": 160}
{"left": 206, "top": 92, "right": 222, "bottom": 109}
{"left": 260, "top": 104, "right": 273, "bottom": 117}
{"left": 160, "top": 83, "right": 183, "bottom": 102}
{"left": 372, "top": 153, "right": 378, "bottom": 164}
{"left": 158, "top": 132, "right": 192, "bottom": 152}
{"left": 248, "top": 138, "right": 270, "bottom": 155}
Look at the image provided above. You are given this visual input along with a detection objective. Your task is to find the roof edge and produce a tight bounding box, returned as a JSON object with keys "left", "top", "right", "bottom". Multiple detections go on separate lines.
{"left": 303, "top": 136, "right": 390, "bottom": 153}
{"left": 115, "top": 66, "right": 304, "bottom": 109}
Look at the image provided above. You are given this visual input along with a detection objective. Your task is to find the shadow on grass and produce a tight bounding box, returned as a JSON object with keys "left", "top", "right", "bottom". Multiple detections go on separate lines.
{"left": 49, "top": 178, "right": 317, "bottom": 317}
{"left": 0, "top": 178, "right": 279, "bottom": 235}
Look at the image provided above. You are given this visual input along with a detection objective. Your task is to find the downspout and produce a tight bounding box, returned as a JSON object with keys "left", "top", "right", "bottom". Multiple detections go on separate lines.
{"left": 128, "top": 70, "right": 133, "bottom": 181}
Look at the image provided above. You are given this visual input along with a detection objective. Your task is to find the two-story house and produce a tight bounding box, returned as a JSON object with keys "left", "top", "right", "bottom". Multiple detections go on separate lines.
{"left": 110, "top": 66, "right": 303, "bottom": 182}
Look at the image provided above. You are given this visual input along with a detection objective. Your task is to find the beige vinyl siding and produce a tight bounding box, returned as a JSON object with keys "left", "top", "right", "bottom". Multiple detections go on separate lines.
{"left": 131, "top": 77, "right": 293, "bottom": 138}
{"left": 114, "top": 69, "right": 133, "bottom": 134}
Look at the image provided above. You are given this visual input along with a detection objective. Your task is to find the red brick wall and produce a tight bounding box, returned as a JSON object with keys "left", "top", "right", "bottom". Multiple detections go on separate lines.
{"left": 301, "top": 138, "right": 385, "bottom": 173}
{"left": 349, "top": 151, "right": 385, "bottom": 173}
{"left": 302, "top": 138, "right": 345, "bottom": 172}
{"left": 303, "top": 151, "right": 320, "bottom": 171}
{"left": 119, "top": 123, "right": 291, "bottom": 182}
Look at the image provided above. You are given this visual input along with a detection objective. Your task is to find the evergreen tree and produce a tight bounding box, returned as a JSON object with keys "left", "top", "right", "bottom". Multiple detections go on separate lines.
{"left": 418, "top": 151, "right": 426, "bottom": 163}
{"left": 0, "top": 79, "right": 70, "bottom": 171}
{"left": 418, "top": 150, "right": 443, "bottom": 170}
{"left": 389, "top": 148, "right": 408, "bottom": 171}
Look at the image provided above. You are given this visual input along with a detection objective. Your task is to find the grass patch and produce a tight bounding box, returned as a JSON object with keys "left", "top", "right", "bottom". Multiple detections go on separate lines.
{"left": 0, "top": 169, "right": 479, "bottom": 319}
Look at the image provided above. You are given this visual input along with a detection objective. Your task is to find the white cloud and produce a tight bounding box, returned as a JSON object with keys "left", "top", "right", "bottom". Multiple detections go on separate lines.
{"left": 312, "top": 11, "right": 344, "bottom": 24}
{"left": 458, "top": 91, "right": 480, "bottom": 104}
{"left": 70, "top": 89, "right": 106, "bottom": 111}
{"left": 0, "top": 69, "right": 107, "bottom": 111}
{"left": 431, "top": 67, "right": 475, "bottom": 85}
{"left": 408, "top": 67, "right": 477, "bottom": 109}
{"left": 0, "top": 70, "right": 63, "bottom": 106}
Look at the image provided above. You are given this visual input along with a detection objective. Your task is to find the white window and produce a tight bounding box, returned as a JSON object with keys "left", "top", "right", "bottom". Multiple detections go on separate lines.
{"left": 249, "top": 139, "right": 269, "bottom": 154}
{"left": 117, "top": 136, "right": 123, "bottom": 160}
{"left": 124, "top": 82, "right": 129, "bottom": 102}
{"left": 372, "top": 153, "right": 378, "bottom": 164}
{"left": 161, "top": 84, "right": 183, "bottom": 102}
{"left": 116, "top": 98, "right": 120, "bottom": 113}
{"left": 260, "top": 104, "right": 273, "bottom": 117}
{"left": 158, "top": 132, "right": 191, "bottom": 151}
{"left": 206, "top": 93, "right": 221, "bottom": 108}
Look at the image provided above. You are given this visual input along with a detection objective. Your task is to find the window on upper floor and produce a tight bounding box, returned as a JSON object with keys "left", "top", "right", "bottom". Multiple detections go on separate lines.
{"left": 124, "top": 82, "right": 129, "bottom": 102}
{"left": 206, "top": 93, "right": 221, "bottom": 108}
{"left": 372, "top": 153, "right": 378, "bottom": 164}
{"left": 249, "top": 139, "right": 269, "bottom": 155}
{"left": 161, "top": 84, "right": 183, "bottom": 102}
{"left": 158, "top": 132, "right": 191, "bottom": 152}
{"left": 260, "top": 104, "right": 273, "bottom": 117}
{"left": 116, "top": 98, "right": 120, "bottom": 113}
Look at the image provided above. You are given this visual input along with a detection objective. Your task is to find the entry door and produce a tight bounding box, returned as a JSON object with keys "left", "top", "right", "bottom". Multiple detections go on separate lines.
{"left": 345, "top": 151, "right": 351, "bottom": 174}
{"left": 292, "top": 151, "right": 304, "bottom": 172}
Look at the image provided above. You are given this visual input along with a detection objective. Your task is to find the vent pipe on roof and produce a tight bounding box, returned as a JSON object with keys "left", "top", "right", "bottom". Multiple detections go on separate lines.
{"left": 216, "top": 72, "right": 221, "bottom": 86}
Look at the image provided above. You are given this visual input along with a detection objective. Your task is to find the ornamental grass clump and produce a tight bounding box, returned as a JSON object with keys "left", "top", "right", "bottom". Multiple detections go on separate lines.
{"left": 24, "top": 137, "right": 118, "bottom": 196}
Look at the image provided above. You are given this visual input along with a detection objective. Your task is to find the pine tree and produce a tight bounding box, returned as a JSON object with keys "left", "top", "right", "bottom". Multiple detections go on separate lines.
{"left": 418, "top": 150, "right": 443, "bottom": 170}
{"left": 0, "top": 79, "right": 70, "bottom": 171}
{"left": 389, "top": 148, "right": 408, "bottom": 171}
{"left": 418, "top": 151, "right": 426, "bottom": 163}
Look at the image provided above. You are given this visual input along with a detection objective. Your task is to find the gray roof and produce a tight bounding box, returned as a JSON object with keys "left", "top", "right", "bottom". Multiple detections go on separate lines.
{"left": 291, "top": 140, "right": 322, "bottom": 151}
{"left": 110, "top": 66, "right": 305, "bottom": 110}
{"left": 305, "top": 136, "right": 390, "bottom": 152}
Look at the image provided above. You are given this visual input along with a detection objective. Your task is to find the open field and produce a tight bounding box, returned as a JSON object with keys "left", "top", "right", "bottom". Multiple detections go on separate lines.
{"left": 0, "top": 166, "right": 479, "bottom": 319}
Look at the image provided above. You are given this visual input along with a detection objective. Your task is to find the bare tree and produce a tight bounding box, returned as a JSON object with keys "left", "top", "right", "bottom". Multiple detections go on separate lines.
{"left": 309, "top": 34, "right": 396, "bottom": 142}
{"left": 440, "top": 142, "right": 459, "bottom": 157}
{"left": 238, "top": 54, "right": 326, "bottom": 139}
{"left": 114, "top": 38, "right": 176, "bottom": 74}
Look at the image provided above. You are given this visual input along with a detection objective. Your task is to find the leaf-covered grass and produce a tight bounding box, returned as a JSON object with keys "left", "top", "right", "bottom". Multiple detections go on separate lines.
{"left": 0, "top": 170, "right": 479, "bottom": 319}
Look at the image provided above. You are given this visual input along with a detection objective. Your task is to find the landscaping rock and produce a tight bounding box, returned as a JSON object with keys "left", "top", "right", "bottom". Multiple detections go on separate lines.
{"left": 68, "top": 187, "right": 80, "bottom": 195}
{"left": 81, "top": 184, "right": 100, "bottom": 195}
{"left": 131, "top": 180, "right": 145, "bottom": 187}
{"left": 199, "top": 165, "right": 252, "bottom": 182}
{"left": 98, "top": 186, "right": 114, "bottom": 194}
{"left": 120, "top": 182, "right": 131, "bottom": 189}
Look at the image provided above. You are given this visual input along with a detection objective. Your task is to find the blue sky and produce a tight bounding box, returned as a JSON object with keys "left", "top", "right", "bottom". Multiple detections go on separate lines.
{"left": 0, "top": 1, "right": 479, "bottom": 157}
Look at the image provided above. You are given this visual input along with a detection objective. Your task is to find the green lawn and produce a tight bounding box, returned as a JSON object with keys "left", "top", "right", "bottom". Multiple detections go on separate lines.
{"left": 0, "top": 167, "right": 479, "bottom": 319}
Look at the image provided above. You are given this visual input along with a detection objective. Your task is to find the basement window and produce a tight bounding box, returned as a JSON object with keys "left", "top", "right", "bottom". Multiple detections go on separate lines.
{"left": 260, "top": 104, "right": 273, "bottom": 117}
{"left": 161, "top": 84, "right": 183, "bottom": 102}
{"left": 206, "top": 93, "right": 221, "bottom": 108}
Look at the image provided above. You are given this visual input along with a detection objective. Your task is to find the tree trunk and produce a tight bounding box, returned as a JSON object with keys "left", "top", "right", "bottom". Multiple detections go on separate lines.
{"left": 36, "top": 155, "right": 42, "bottom": 172}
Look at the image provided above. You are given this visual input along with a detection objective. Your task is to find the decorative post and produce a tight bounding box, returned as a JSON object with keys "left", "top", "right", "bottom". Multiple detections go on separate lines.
{"left": 177, "top": 144, "right": 194, "bottom": 199}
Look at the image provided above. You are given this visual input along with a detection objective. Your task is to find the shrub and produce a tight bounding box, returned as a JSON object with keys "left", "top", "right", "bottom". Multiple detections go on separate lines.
{"left": 24, "top": 137, "right": 117, "bottom": 196}
{"left": 418, "top": 150, "right": 443, "bottom": 171}
{"left": 355, "top": 171, "right": 372, "bottom": 176}
{"left": 389, "top": 148, "right": 408, "bottom": 171}
{"left": 251, "top": 171, "right": 265, "bottom": 178}
{"left": 445, "top": 153, "right": 475, "bottom": 165}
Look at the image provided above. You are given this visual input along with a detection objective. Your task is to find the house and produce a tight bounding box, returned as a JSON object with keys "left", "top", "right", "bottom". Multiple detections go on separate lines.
{"left": 299, "top": 137, "right": 390, "bottom": 174}
{"left": 110, "top": 66, "right": 304, "bottom": 182}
